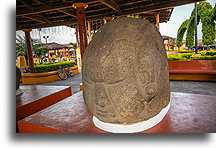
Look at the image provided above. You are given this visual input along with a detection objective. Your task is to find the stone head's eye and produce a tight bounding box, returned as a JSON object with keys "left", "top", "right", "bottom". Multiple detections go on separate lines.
{"left": 145, "top": 83, "right": 157, "bottom": 95}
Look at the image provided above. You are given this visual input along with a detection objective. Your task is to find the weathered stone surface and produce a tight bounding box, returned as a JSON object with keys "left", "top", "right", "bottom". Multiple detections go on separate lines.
{"left": 82, "top": 17, "right": 170, "bottom": 124}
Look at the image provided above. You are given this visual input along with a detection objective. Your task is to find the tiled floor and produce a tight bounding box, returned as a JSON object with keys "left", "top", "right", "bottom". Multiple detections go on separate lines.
{"left": 170, "top": 80, "right": 216, "bottom": 96}
{"left": 24, "top": 71, "right": 83, "bottom": 94}
{"left": 18, "top": 91, "right": 216, "bottom": 133}
{"left": 23, "top": 72, "right": 216, "bottom": 96}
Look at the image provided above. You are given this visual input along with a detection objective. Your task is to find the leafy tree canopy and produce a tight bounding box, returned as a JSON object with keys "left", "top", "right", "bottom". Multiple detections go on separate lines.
{"left": 69, "top": 42, "right": 77, "bottom": 50}
{"left": 176, "top": 2, "right": 216, "bottom": 48}
{"left": 16, "top": 35, "right": 50, "bottom": 60}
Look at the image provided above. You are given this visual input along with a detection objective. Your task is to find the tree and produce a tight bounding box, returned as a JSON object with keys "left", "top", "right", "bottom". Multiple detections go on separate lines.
{"left": 16, "top": 35, "right": 50, "bottom": 63}
{"left": 33, "top": 45, "right": 49, "bottom": 62}
{"left": 199, "top": 2, "right": 216, "bottom": 46}
{"left": 176, "top": 19, "right": 190, "bottom": 48}
{"left": 69, "top": 42, "right": 77, "bottom": 50}
{"left": 169, "top": 37, "right": 177, "bottom": 47}
{"left": 176, "top": 2, "right": 216, "bottom": 48}
{"left": 16, "top": 34, "right": 28, "bottom": 62}
{"left": 38, "top": 28, "right": 42, "bottom": 43}
{"left": 67, "top": 42, "right": 78, "bottom": 57}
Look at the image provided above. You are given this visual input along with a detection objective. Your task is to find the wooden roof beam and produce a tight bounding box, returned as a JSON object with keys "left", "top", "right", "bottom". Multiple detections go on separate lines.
{"left": 17, "top": 17, "right": 105, "bottom": 30}
{"left": 110, "top": 0, "right": 204, "bottom": 17}
{"left": 19, "top": 0, "right": 51, "bottom": 24}
{"left": 34, "top": 13, "right": 52, "bottom": 23}
{"left": 32, "top": 0, "right": 50, "bottom": 5}
{"left": 17, "top": 20, "right": 76, "bottom": 31}
{"left": 97, "top": 0, "right": 121, "bottom": 12}
{"left": 19, "top": 0, "right": 33, "bottom": 9}
{"left": 58, "top": 9, "right": 77, "bottom": 18}
{"left": 86, "top": 0, "right": 203, "bottom": 20}
{"left": 22, "top": 15, "right": 51, "bottom": 24}
{"left": 32, "top": 0, "right": 76, "bottom": 18}
{"left": 16, "top": 3, "right": 72, "bottom": 17}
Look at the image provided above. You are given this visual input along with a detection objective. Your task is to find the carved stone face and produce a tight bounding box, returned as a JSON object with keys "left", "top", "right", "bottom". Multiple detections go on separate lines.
{"left": 82, "top": 17, "right": 170, "bottom": 124}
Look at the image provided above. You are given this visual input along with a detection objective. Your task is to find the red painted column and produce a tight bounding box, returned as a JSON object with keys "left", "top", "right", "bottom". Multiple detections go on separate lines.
{"left": 87, "top": 21, "right": 92, "bottom": 42}
{"left": 23, "top": 29, "right": 34, "bottom": 72}
{"left": 168, "top": 38, "right": 171, "bottom": 51}
{"left": 73, "top": 3, "right": 88, "bottom": 58}
{"left": 103, "top": 17, "right": 113, "bottom": 24}
{"left": 63, "top": 48, "right": 66, "bottom": 57}
{"left": 156, "top": 13, "right": 160, "bottom": 31}
{"left": 68, "top": 49, "right": 70, "bottom": 57}
{"left": 54, "top": 50, "right": 57, "bottom": 57}
{"left": 48, "top": 50, "right": 51, "bottom": 58}
{"left": 75, "top": 25, "right": 79, "bottom": 47}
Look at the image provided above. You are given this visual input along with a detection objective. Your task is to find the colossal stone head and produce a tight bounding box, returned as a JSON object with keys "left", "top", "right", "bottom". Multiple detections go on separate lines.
{"left": 82, "top": 17, "right": 170, "bottom": 124}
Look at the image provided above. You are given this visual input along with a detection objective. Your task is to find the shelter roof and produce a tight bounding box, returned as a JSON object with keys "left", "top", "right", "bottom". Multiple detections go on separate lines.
{"left": 16, "top": 0, "right": 204, "bottom": 30}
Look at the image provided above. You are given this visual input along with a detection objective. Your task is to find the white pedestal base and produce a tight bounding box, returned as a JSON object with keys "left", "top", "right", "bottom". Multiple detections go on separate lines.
{"left": 93, "top": 103, "right": 170, "bottom": 133}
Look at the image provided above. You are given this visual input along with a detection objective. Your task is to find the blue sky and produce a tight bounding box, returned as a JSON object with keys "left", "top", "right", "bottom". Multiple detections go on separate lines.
{"left": 16, "top": 0, "right": 216, "bottom": 44}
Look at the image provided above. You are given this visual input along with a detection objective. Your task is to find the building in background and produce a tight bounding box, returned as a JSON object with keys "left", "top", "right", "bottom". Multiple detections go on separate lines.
{"left": 44, "top": 42, "right": 76, "bottom": 58}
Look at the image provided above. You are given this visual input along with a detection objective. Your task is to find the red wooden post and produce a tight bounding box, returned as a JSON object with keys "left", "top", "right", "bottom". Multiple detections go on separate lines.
{"left": 63, "top": 48, "right": 66, "bottom": 57}
{"left": 48, "top": 50, "right": 51, "bottom": 58}
{"left": 87, "top": 21, "right": 92, "bottom": 42}
{"left": 73, "top": 3, "right": 88, "bottom": 58}
{"left": 75, "top": 25, "right": 79, "bottom": 47}
{"left": 54, "top": 50, "right": 57, "bottom": 57}
{"left": 168, "top": 38, "right": 171, "bottom": 51}
{"left": 68, "top": 49, "right": 70, "bottom": 57}
{"left": 156, "top": 13, "right": 160, "bottom": 31}
{"left": 23, "top": 29, "right": 34, "bottom": 73}
{"left": 103, "top": 17, "right": 113, "bottom": 24}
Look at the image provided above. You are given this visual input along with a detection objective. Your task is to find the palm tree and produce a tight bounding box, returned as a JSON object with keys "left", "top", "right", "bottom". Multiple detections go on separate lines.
{"left": 69, "top": 42, "right": 77, "bottom": 50}
{"left": 16, "top": 35, "right": 50, "bottom": 63}
{"left": 68, "top": 42, "right": 77, "bottom": 57}
{"left": 169, "top": 37, "right": 177, "bottom": 50}
{"left": 16, "top": 34, "right": 28, "bottom": 62}
{"left": 38, "top": 28, "right": 42, "bottom": 43}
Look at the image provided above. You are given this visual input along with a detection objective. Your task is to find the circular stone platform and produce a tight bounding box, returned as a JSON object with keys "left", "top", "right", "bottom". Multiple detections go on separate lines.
{"left": 93, "top": 103, "right": 170, "bottom": 133}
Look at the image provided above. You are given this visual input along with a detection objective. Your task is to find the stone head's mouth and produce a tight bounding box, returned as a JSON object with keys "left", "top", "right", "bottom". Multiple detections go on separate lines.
{"left": 96, "top": 101, "right": 116, "bottom": 118}
{"left": 95, "top": 83, "right": 117, "bottom": 120}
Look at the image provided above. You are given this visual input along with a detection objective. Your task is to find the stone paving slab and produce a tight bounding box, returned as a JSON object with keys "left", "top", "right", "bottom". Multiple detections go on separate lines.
{"left": 171, "top": 80, "right": 216, "bottom": 96}
{"left": 18, "top": 92, "right": 215, "bottom": 133}
{"left": 21, "top": 72, "right": 216, "bottom": 96}
{"left": 21, "top": 72, "right": 82, "bottom": 94}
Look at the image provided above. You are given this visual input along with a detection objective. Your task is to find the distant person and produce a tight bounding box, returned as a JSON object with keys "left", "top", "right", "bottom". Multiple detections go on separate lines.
{"left": 44, "top": 59, "right": 48, "bottom": 63}
{"left": 60, "top": 55, "right": 63, "bottom": 61}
